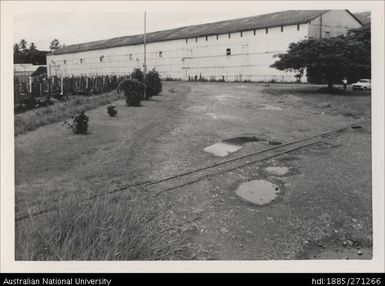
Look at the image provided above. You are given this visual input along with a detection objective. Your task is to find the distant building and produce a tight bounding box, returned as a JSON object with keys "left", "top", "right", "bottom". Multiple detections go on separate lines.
{"left": 47, "top": 10, "right": 362, "bottom": 82}
{"left": 14, "top": 64, "right": 46, "bottom": 80}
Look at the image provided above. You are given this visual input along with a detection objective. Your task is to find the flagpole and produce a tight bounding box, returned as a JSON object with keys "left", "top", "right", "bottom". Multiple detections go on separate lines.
{"left": 143, "top": 11, "right": 147, "bottom": 99}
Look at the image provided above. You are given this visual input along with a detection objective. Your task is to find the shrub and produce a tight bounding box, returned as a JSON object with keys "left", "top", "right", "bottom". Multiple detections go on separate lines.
{"left": 131, "top": 68, "right": 144, "bottom": 82}
{"left": 129, "top": 68, "right": 162, "bottom": 99}
{"left": 118, "top": 79, "right": 144, "bottom": 107}
{"left": 63, "top": 111, "right": 89, "bottom": 134}
{"left": 146, "top": 68, "right": 162, "bottom": 97}
{"left": 107, "top": 105, "right": 117, "bottom": 117}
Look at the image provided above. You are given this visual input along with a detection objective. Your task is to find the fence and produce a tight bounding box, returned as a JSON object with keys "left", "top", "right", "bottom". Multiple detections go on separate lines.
{"left": 14, "top": 75, "right": 125, "bottom": 111}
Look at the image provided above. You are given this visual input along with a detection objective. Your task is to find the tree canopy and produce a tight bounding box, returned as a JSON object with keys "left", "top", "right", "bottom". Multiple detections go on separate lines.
{"left": 270, "top": 27, "right": 371, "bottom": 88}
{"left": 14, "top": 40, "right": 49, "bottom": 65}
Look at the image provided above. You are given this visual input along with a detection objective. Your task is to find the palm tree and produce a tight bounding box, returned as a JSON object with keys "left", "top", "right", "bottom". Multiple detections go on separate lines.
{"left": 19, "top": 39, "right": 27, "bottom": 51}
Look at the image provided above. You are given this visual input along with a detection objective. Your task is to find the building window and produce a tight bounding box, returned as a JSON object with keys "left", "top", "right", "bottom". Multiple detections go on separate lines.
{"left": 281, "top": 25, "right": 284, "bottom": 32}
{"left": 159, "top": 51, "right": 163, "bottom": 57}
{"left": 205, "top": 35, "right": 208, "bottom": 41}
{"left": 228, "top": 33, "right": 231, "bottom": 39}
{"left": 129, "top": 54, "right": 133, "bottom": 60}
{"left": 297, "top": 24, "right": 300, "bottom": 31}
{"left": 63, "top": 60, "right": 66, "bottom": 65}
{"left": 216, "top": 34, "right": 219, "bottom": 40}
{"left": 265, "top": 28, "right": 268, "bottom": 34}
{"left": 186, "top": 38, "right": 188, "bottom": 44}
{"left": 240, "top": 31, "right": 243, "bottom": 37}
{"left": 226, "top": 48, "right": 231, "bottom": 55}
{"left": 100, "top": 55, "right": 104, "bottom": 62}
{"left": 253, "top": 29, "right": 256, "bottom": 35}
{"left": 325, "top": 31, "right": 330, "bottom": 38}
{"left": 80, "top": 59, "right": 83, "bottom": 64}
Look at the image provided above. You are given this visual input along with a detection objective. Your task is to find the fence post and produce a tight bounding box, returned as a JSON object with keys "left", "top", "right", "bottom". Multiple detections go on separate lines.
{"left": 29, "top": 76, "right": 32, "bottom": 94}
{"left": 60, "top": 76, "right": 64, "bottom": 95}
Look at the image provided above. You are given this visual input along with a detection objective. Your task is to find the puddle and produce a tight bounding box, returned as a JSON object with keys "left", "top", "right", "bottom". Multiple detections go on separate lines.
{"left": 204, "top": 142, "right": 243, "bottom": 157}
{"left": 265, "top": 166, "right": 289, "bottom": 176}
{"left": 205, "top": 136, "right": 281, "bottom": 157}
{"left": 235, "top": 180, "right": 279, "bottom": 205}
{"left": 222, "top": 136, "right": 263, "bottom": 145}
{"left": 351, "top": 125, "right": 363, "bottom": 129}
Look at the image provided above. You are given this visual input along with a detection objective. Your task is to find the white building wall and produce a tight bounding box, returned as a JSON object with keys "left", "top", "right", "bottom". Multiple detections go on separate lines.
{"left": 47, "top": 23, "right": 309, "bottom": 82}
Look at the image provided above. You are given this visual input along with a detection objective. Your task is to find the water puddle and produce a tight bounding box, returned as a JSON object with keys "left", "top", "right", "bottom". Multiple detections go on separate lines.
{"left": 235, "top": 180, "right": 279, "bottom": 205}
{"left": 204, "top": 142, "right": 243, "bottom": 157}
{"left": 205, "top": 136, "right": 281, "bottom": 157}
{"left": 222, "top": 136, "right": 263, "bottom": 145}
{"left": 351, "top": 125, "right": 363, "bottom": 129}
{"left": 265, "top": 166, "right": 289, "bottom": 176}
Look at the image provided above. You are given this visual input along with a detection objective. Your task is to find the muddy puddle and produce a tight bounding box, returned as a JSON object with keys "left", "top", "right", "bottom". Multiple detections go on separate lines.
{"left": 235, "top": 179, "right": 279, "bottom": 205}
{"left": 264, "top": 166, "right": 289, "bottom": 176}
{"left": 204, "top": 142, "right": 243, "bottom": 157}
{"left": 205, "top": 136, "right": 281, "bottom": 157}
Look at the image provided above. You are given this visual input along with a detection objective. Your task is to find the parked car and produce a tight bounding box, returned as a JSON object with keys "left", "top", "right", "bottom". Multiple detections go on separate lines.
{"left": 352, "top": 79, "right": 371, "bottom": 91}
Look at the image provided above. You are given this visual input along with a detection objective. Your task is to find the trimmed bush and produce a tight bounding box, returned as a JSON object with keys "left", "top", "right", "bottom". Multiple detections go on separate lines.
{"left": 107, "top": 105, "right": 117, "bottom": 117}
{"left": 118, "top": 79, "right": 144, "bottom": 107}
{"left": 129, "top": 68, "right": 162, "bottom": 99}
{"left": 146, "top": 68, "right": 162, "bottom": 97}
{"left": 63, "top": 111, "right": 89, "bottom": 134}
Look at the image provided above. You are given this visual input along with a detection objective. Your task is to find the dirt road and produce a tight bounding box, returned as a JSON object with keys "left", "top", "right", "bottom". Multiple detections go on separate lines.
{"left": 15, "top": 82, "right": 372, "bottom": 260}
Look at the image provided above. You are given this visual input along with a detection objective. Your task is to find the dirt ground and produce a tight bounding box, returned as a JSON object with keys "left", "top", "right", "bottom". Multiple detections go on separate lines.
{"left": 15, "top": 82, "right": 372, "bottom": 260}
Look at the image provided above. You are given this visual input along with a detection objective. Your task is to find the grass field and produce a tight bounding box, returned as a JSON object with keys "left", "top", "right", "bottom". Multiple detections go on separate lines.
{"left": 14, "top": 91, "right": 121, "bottom": 135}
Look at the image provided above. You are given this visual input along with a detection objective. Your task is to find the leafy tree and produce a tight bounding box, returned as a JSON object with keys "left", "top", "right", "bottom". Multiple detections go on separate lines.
{"left": 270, "top": 27, "right": 371, "bottom": 88}
{"left": 14, "top": 39, "right": 48, "bottom": 65}
{"left": 49, "top": 39, "right": 62, "bottom": 51}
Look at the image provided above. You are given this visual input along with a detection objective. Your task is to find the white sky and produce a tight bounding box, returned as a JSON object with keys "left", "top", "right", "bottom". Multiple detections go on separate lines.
{"left": 12, "top": 1, "right": 369, "bottom": 51}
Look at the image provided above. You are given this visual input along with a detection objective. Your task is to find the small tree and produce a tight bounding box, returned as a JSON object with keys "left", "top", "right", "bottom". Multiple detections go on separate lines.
{"left": 118, "top": 78, "right": 144, "bottom": 107}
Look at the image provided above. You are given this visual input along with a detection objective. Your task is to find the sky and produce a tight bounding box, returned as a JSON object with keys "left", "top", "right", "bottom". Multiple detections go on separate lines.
{"left": 12, "top": 1, "right": 370, "bottom": 51}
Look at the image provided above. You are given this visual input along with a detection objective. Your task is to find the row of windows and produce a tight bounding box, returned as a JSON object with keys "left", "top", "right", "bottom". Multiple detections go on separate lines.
{"left": 185, "top": 24, "right": 301, "bottom": 43}
{"left": 61, "top": 51, "right": 164, "bottom": 65}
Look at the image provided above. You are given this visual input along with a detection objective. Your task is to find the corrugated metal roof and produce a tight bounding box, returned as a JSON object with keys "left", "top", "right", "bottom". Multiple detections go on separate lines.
{"left": 52, "top": 10, "right": 328, "bottom": 55}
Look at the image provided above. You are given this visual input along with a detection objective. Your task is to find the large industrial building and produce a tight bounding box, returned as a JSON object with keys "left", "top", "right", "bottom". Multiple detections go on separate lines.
{"left": 47, "top": 10, "right": 362, "bottom": 82}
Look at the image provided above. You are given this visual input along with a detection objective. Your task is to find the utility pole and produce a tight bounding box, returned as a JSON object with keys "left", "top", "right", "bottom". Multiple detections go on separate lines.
{"left": 143, "top": 11, "right": 147, "bottom": 100}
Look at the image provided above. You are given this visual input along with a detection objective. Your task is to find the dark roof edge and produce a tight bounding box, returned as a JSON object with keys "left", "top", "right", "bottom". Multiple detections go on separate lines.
{"left": 345, "top": 9, "right": 364, "bottom": 26}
